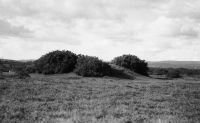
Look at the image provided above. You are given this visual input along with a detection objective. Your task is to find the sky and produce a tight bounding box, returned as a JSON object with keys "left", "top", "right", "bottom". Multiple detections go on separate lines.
{"left": 0, "top": 0, "right": 200, "bottom": 61}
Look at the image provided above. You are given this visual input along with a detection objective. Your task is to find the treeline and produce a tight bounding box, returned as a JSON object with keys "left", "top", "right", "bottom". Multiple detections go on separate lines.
{"left": 25, "top": 50, "right": 148, "bottom": 78}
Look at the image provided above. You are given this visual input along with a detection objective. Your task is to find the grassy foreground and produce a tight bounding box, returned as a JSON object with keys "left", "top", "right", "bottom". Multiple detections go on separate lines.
{"left": 0, "top": 74, "right": 200, "bottom": 123}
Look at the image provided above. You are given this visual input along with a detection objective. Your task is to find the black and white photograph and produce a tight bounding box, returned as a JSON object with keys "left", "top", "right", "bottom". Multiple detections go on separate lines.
{"left": 0, "top": 0, "right": 200, "bottom": 123}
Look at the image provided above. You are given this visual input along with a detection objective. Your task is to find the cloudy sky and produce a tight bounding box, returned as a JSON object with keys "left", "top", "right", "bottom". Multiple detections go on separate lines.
{"left": 0, "top": 0, "right": 200, "bottom": 61}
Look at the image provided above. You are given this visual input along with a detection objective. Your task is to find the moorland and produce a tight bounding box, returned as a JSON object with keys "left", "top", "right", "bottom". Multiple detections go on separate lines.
{"left": 1, "top": 50, "right": 200, "bottom": 123}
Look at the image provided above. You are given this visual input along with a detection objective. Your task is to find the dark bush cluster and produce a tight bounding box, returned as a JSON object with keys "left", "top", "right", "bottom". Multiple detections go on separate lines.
{"left": 0, "top": 71, "right": 3, "bottom": 79}
{"left": 35, "top": 50, "right": 77, "bottom": 74}
{"left": 0, "top": 59, "right": 26, "bottom": 72}
{"left": 25, "top": 64, "right": 36, "bottom": 73}
{"left": 16, "top": 70, "right": 30, "bottom": 79}
{"left": 112, "top": 54, "right": 148, "bottom": 76}
{"left": 25, "top": 50, "right": 148, "bottom": 78}
{"left": 75, "top": 55, "right": 111, "bottom": 77}
{"left": 177, "top": 68, "right": 200, "bottom": 76}
{"left": 148, "top": 68, "right": 168, "bottom": 75}
{"left": 149, "top": 67, "right": 200, "bottom": 79}
{"left": 166, "top": 69, "right": 180, "bottom": 79}
{"left": 149, "top": 68, "right": 181, "bottom": 79}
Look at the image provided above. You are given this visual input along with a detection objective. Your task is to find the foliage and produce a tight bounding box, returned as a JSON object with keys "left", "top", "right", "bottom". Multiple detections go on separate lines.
{"left": 0, "top": 59, "right": 26, "bottom": 72}
{"left": 16, "top": 70, "right": 30, "bottom": 79}
{"left": 75, "top": 55, "right": 112, "bottom": 77}
{"left": 25, "top": 64, "right": 36, "bottom": 73}
{"left": 112, "top": 54, "right": 148, "bottom": 76}
{"left": 148, "top": 68, "right": 168, "bottom": 75}
{"left": 177, "top": 68, "right": 200, "bottom": 76}
{"left": 166, "top": 69, "right": 181, "bottom": 79}
{"left": 149, "top": 67, "right": 200, "bottom": 77}
{"left": 0, "top": 71, "right": 3, "bottom": 79}
{"left": 35, "top": 50, "right": 77, "bottom": 74}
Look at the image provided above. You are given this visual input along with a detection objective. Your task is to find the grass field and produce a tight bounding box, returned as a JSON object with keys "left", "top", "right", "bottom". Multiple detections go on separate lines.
{"left": 1, "top": 73, "right": 200, "bottom": 123}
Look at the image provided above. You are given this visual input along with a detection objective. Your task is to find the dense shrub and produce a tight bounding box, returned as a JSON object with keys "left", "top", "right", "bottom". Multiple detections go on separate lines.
{"left": 166, "top": 69, "right": 181, "bottom": 79}
{"left": 75, "top": 55, "right": 111, "bottom": 77}
{"left": 16, "top": 71, "right": 30, "bottom": 79}
{"left": 149, "top": 67, "right": 200, "bottom": 77}
{"left": 112, "top": 54, "right": 148, "bottom": 76}
{"left": 0, "top": 71, "right": 4, "bottom": 79}
{"left": 25, "top": 64, "right": 36, "bottom": 73}
{"left": 148, "top": 68, "right": 168, "bottom": 75}
{"left": 35, "top": 50, "right": 77, "bottom": 74}
{"left": 176, "top": 68, "right": 200, "bottom": 76}
{"left": 0, "top": 59, "right": 26, "bottom": 72}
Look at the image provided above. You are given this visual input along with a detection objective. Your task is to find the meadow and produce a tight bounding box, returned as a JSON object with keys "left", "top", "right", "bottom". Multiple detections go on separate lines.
{"left": 1, "top": 73, "right": 200, "bottom": 123}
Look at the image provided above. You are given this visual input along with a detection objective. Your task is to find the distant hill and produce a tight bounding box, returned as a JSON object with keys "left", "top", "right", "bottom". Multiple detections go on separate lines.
{"left": 148, "top": 61, "right": 200, "bottom": 69}
{"left": 18, "top": 59, "right": 35, "bottom": 62}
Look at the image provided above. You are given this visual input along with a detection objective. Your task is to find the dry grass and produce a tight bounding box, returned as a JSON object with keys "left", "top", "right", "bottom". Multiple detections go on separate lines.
{"left": 1, "top": 73, "right": 200, "bottom": 123}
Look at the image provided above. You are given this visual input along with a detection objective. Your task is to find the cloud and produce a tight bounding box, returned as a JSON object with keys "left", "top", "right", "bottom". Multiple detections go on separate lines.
{"left": 0, "top": 0, "right": 170, "bottom": 21}
{"left": 0, "top": 18, "right": 31, "bottom": 37}
{"left": 0, "top": 0, "right": 200, "bottom": 61}
{"left": 167, "top": 0, "right": 200, "bottom": 21}
{"left": 147, "top": 16, "right": 200, "bottom": 39}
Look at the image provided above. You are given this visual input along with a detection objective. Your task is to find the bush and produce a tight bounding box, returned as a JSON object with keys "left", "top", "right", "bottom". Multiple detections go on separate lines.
{"left": 75, "top": 55, "right": 111, "bottom": 77}
{"left": 112, "top": 54, "right": 148, "bottom": 76}
{"left": 148, "top": 68, "right": 168, "bottom": 75}
{"left": 166, "top": 69, "right": 181, "bottom": 79}
{"left": 25, "top": 64, "right": 36, "bottom": 73}
{"left": 0, "top": 71, "right": 4, "bottom": 79}
{"left": 35, "top": 50, "right": 77, "bottom": 74}
{"left": 16, "top": 71, "right": 30, "bottom": 79}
